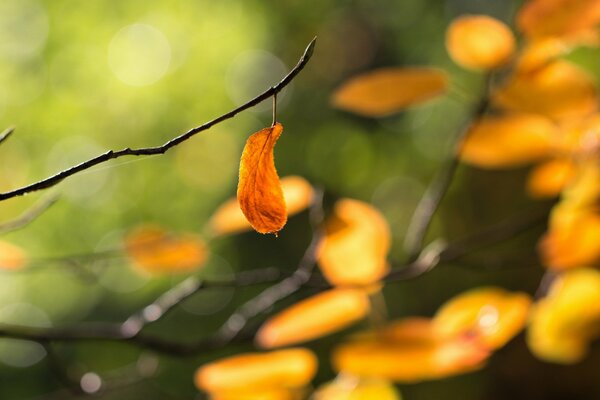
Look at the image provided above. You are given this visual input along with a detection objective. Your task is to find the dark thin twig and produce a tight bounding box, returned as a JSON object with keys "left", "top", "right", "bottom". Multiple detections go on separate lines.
{"left": 0, "top": 194, "right": 59, "bottom": 234}
{"left": 403, "top": 74, "right": 492, "bottom": 260}
{"left": 0, "top": 38, "right": 317, "bottom": 202}
{"left": 0, "top": 126, "right": 14, "bottom": 146}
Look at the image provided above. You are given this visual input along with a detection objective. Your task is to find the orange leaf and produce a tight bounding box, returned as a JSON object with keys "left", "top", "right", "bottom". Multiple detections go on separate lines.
{"left": 124, "top": 225, "right": 208, "bottom": 275}
{"left": 0, "top": 240, "right": 27, "bottom": 270}
{"left": 317, "top": 199, "right": 391, "bottom": 286}
{"left": 526, "top": 159, "right": 576, "bottom": 198}
{"left": 331, "top": 67, "right": 448, "bottom": 117}
{"left": 446, "top": 15, "right": 516, "bottom": 70}
{"left": 256, "top": 288, "right": 370, "bottom": 348}
{"left": 517, "top": 0, "right": 600, "bottom": 39}
{"left": 238, "top": 123, "right": 287, "bottom": 234}
{"left": 209, "top": 388, "right": 302, "bottom": 400}
{"left": 194, "top": 348, "right": 317, "bottom": 393}
{"left": 493, "top": 60, "right": 598, "bottom": 121}
{"left": 211, "top": 176, "right": 313, "bottom": 236}
{"left": 459, "top": 114, "right": 557, "bottom": 168}
{"left": 313, "top": 375, "right": 401, "bottom": 400}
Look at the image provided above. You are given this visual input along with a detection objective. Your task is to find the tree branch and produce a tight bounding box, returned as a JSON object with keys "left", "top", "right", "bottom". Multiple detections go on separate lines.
{"left": 0, "top": 38, "right": 317, "bottom": 202}
{"left": 0, "top": 194, "right": 59, "bottom": 234}
{"left": 0, "top": 126, "right": 14, "bottom": 146}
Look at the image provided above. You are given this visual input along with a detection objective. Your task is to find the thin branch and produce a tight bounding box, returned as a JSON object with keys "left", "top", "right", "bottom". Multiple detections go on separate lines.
{"left": 0, "top": 126, "right": 14, "bottom": 146}
{"left": 0, "top": 194, "right": 59, "bottom": 234}
{"left": 403, "top": 74, "right": 492, "bottom": 260}
{"left": 0, "top": 38, "right": 317, "bottom": 202}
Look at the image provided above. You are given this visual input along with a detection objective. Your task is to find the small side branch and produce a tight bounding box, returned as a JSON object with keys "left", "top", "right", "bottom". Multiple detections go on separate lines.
{"left": 0, "top": 194, "right": 59, "bottom": 234}
{"left": 0, "top": 126, "right": 15, "bottom": 146}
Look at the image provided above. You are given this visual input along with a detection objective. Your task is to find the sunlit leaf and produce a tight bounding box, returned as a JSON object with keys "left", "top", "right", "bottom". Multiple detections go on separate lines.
{"left": 527, "top": 268, "right": 600, "bottom": 363}
{"left": 194, "top": 348, "right": 317, "bottom": 393}
{"left": 459, "top": 114, "right": 557, "bottom": 168}
{"left": 0, "top": 240, "right": 27, "bottom": 270}
{"left": 517, "top": 0, "right": 600, "bottom": 39}
{"left": 332, "top": 318, "right": 489, "bottom": 382}
{"left": 313, "top": 375, "right": 402, "bottom": 400}
{"left": 124, "top": 225, "right": 208, "bottom": 274}
{"left": 433, "top": 287, "right": 532, "bottom": 350}
{"left": 256, "top": 288, "right": 370, "bottom": 348}
{"left": 209, "top": 388, "right": 303, "bottom": 400}
{"left": 317, "top": 199, "right": 391, "bottom": 286}
{"left": 238, "top": 123, "right": 287, "bottom": 234}
{"left": 211, "top": 176, "right": 313, "bottom": 236}
{"left": 493, "top": 60, "right": 598, "bottom": 121}
{"left": 331, "top": 67, "right": 448, "bottom": 117}
{"left": 526, "top": 158, "right": 576, "bottom": 198}
{"left": 446, "top": 15, "right": 515, "bottom": 70}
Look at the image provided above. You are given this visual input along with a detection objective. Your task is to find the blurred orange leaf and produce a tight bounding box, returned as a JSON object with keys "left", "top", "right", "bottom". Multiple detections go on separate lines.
{"left": 195, "top": 348, "right": 317, "bottom": 393}
{"left": 0, "top": 240, "right": 27, "bottom": 270}
{"left": 460, "top": 113, "right": 557, "bottom": 168}
{"left": 317, "top": 199, "right": 391, "bottom": 286}
{"left": 526, "top": 158, "right": 576, "bottom": 198}
{"left": 493, "top": 60, "right": 598, "bottom": 121}
{"left": 433, "top": 287, "right": 532, "bottom": 350}
{"left": 517, "top": 0, "right": 600, "bottom": 39}
{"left": 211, "top": 176, "right": 313, "bottom": 236}
{"left": 331, "top": 67, "right": 448, "bottom": 117}
{"left": 256, "top": 288, "right": 370, "bottom": 348}
{"left": 209, "top": 388, "right": 303, "bottom": 400}
{"left": 446, "top": 15, "right": 515, "bottom": 70}
{"left": 238, "top": 123, "right": 287, "bottom": 235}
{"left": 313, "top": 375, "right": 401, "bottom": 400}
{"left": 124, "top": 225, "right": 207, "bottom": 275}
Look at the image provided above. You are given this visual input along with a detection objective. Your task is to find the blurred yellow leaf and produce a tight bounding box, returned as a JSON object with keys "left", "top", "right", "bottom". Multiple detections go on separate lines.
{"left": 331, "top": 67, "right": 448, "bottom": 117}
{"left": 517, "top": 0, "right": 600, "bottom": 39}
{"left": 446, "top": 15, "right": 515, "bottom": 70}
{"left": 527, "top": 268, "right": 600, "bottom": 363}
{"left": 211, "top": 176, "right": 313, "bottom": 236}
{"left": 195, "top": 348, "right": 317, "bottom": 393}
{"left": 459, "top": 114, "right": 557, "bottom": 168}
{"left": 526, "top": 158, "right": 576, "bottom": 198}
{"left": 210, "top": 388, "right": 303, "bottom": 400}
{"left": 493, "top": 60, "right": 598, "bottom": 121}
{"left": 317, "top": 199, "right": 390, "bottom": 286}
{"left": 256, "top": 288, "right": 370, "bottom": 348}
{"left": 0, "top": 240, "right": 27, "bottom": 270}
{"left": 332, "top": 318, "right": 489, "bottom": 382}
{"left": 238, "top": 123, "right": 287, "bottom": 234}
{"left": 313, "top": 375, "right": 402, "bottom": 400}
{"left": 124, "top": 225, "right": 207, "bottom": 274}
{"left": 433, "top": 287, "right": 532, "bottom": 350}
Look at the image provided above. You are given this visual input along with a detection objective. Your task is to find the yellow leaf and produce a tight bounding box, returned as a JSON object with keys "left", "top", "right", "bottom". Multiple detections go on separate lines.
{"left": 313, "top": 375, "right": 402, "bottom": 400}
{"left": 517, "top": 0, "right": 600, "bottom": 39}
{"left": 459, "top": 114, "right": 557, "bottom": 168}
{"left": 526, "top": 159, "right": 576, "bottom": 198}
{"left": 0, "top": 240, "right": 27, "bottom": 270}
{"left": 317, "top": 199, "right": 391, "bottom": 286}
{"left": 331, "top": 67, "right": 448, "bottom": 117}
{"left": 256, "top": 288, "right": 370, "bottom": 348}
{"left": 124, "top": 225, "right": 208, "bottom": 275}
{"left": 493, "top": 60, "right": 598, "bottom": 121}
{"left": 446, "top": 15, "right": 516, "bottom": 70}
{"left": 238, "top": 123, "right": 287, "bottom": 234}
{"left": 194, "top": 348, "right": 317, "bottom": 393}
{"left": 211, "top": 176, "right": 313, "bottom": 236}
{"left": 433, "top": 287, "right": 532, "bottom": 350}
{"left": 209, "top": 388, "right": 303, "bottom": 400}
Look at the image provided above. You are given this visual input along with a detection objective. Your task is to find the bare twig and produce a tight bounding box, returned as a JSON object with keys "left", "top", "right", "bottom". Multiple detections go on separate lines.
{"left": 403, "top": 74, "right": 492, "bottom": 260}
{"left": 0, "top": 126, "right": 14, "bottom": 146}
{"left": 0, "top": 194, "right": 59, "bottom": 234}
{"left": 0, "top": 38, "right": 317, "bottom": 202}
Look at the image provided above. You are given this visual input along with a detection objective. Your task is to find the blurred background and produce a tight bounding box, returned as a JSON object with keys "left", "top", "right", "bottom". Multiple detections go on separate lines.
{"left": 0, "top": 0, "right": 599, "bottom": 398}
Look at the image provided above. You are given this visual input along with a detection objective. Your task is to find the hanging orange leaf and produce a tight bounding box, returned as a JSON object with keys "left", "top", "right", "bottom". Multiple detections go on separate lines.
{"left": 124, "top": 225, "right": 208, "bottom": 275}
{"left": 0, "top": 240, "right": 27, "bottom": 270}
{"left": 317, "top": 199, "right": 391, "bottom": 286}
{"left": 331, "top": 67, "right": 448, "bottom": 117}
{"left": 528, "top": 268, "right": 600, "bottom": 363}
{"left": 517, "top": 0, "right": 600, "bottom": 39}
{"left": 432, "top": 287, "right": 532, "bottom": 350}
{"left": 526, "top": 158, "right": 576, "bottom": 198}
{"left": 459, "top": 114, "right": 557, "bottom": 168}
{"left": 313, "top": 375, "right": 401, "bottom": 400}
{"left": 493, "top": 60, "right": 598, "bottom": 121}
{"left": 446, "top": 15, "right": 515, "bottom": 70}
{"left": 194, "top": 348, "right": 317, "bottom": 393}
{"left": 211, "top": 176, "right": 313, "bottom": 236}
{"left": 256, "top": 288, "right": 370, "bottom": 348}
{"left": 238, "top": 123, "right": 287, "bottom": 235}
{"left": 209, "top": 388, "right": 303, "bottom": 400}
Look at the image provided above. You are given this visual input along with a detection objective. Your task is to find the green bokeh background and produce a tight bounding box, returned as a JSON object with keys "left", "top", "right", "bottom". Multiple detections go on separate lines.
{"left": 0, "top": 0, "right": 599, "bottom": 398}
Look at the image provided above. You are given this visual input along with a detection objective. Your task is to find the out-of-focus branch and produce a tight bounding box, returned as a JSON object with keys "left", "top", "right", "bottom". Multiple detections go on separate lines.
{"left": 0, "top": 126, "right": 14, "bottom": 146}
{"left": 0, "top": 194, "right": 59, "bottom": 234}
{"left": 0, "top": 38, "right": 317, "bottom": 202}
{"left": 403, "top": 74, "right": 492, "bottom": 260}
